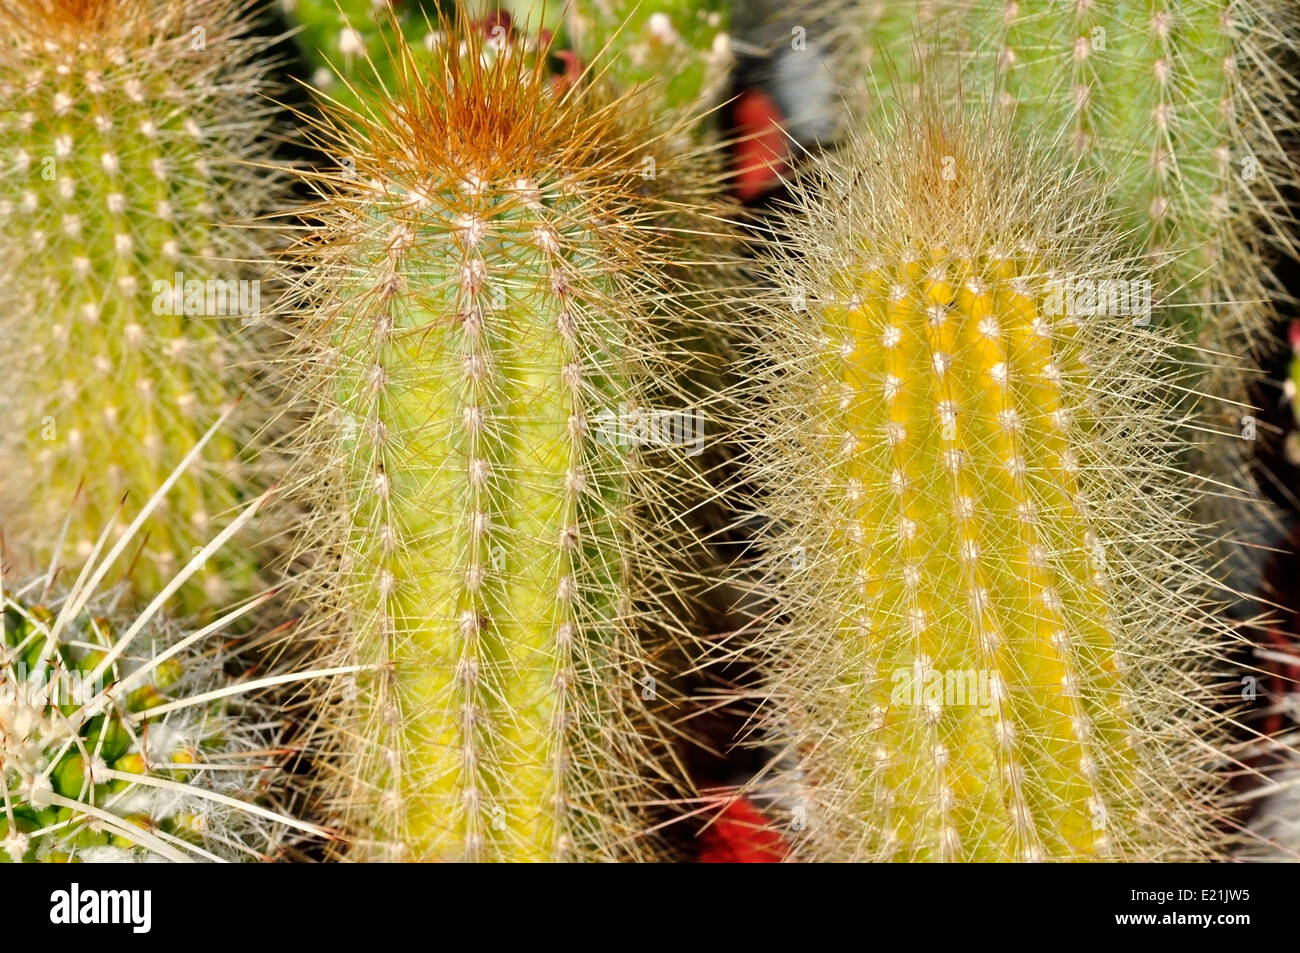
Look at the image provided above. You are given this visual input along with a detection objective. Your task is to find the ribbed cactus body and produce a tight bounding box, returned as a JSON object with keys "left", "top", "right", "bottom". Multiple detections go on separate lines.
{"left": 745, "top": 103, "right": 1231, "bottom": 861}
{"left": 810, "top": 254, "right": 1133, "bottom": 860}
{"left": 837, "top": 0, "right": 1299, "bottom": 348}
{"left": 332, "top": 200, "right": 633, "bottom": 861}
{"left": 0, "top": 0, "right": 281, "bottom": 612}
{"left": 287, "top": 29, "right": 713, "bottom": 861}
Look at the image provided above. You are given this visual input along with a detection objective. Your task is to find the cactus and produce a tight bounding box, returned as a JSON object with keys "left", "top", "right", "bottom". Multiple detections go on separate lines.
{"left": 279, "top": 21, "right": 724, "bottom": 862}
{"left": 559, "top": 0, "right": 732, "bottom": 121}
{"left": 283, "top": 0, "right": 447, "bottom": 111}
{"left": 0, "top": 421, "right": 325, "bottom": 862}
{"left": 788, "top": 3, "right": 1299, "bottom": 720}
{"left": 286, "top": 2, "right": 732, "bottom": 134}
{"left": 829, "top": 0, "right": 1300, "bottom": 355}
{"left": 0, "top": 0, "right": 285, "bottom": 613}
{"left": 735, "top": 97, "right": 1237, "bottom": 861}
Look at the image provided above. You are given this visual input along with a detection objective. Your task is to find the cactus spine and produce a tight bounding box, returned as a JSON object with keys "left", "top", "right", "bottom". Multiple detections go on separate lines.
{"left": 739, "top": 99, "right": 1235, "bottom": 861}
{"left": 0, "top": 423, "right": 324, "bottom": 862}
{"left": 283, "top": 24, "right": 719, "bottom": 861}
{"left": 834, "top": 0, "right": 1300, "bottom": 352}
{"left": 0, "top": 0, "right": 284, "bottom": 613}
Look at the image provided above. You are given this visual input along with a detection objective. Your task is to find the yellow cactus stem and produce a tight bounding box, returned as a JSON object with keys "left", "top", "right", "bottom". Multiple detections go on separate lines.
{"left": 738, "top": 92, "right": 1242, "bottom": 861}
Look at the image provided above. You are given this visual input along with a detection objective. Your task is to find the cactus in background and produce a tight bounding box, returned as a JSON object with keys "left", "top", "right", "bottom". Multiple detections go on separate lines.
{"left": 283, "top": 0, "right": 448, "bottom": 110}
{"left": 830, "top": 0, "right": 1300, "bottom": 355}
{"left": 558, "top": 0, "right": 732, "bottom": 121}
{"left": 736, "top": 96, "right": 1237, "bottom": 861}
{"left": 280, "top": 21, "right": 725, "bottom": 862}
{"left": 952, "top": 0, "right": 1300, "bottom": 400}
{"left": 285, "top": 2, "right": 732, "bottom": 132}
{"left": 0, "top": 0, "right": 284, "bottom": 613}
{"left": 0, "top": 423, "right": 326, "bottom": 862}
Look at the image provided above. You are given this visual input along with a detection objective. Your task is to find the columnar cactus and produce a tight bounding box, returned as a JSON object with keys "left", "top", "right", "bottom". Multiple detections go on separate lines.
{"left": 832, "top": 0, "right": 1300, "bottom": 354}
{"left": 0, "top": 428, "right": 322, "bottom": 862}
{"left": 0, "top": 0, "right": 284, "bottom": 613}
{"left": 281, "top": 23, "right": 721, "bottom": 861}
{"left": 738, "top": 99, "right": 1235, "bottom": 861}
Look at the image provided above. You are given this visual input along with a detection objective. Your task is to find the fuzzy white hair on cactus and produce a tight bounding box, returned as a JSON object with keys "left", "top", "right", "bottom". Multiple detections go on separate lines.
{"left": 0, "top": 414, "right": 341, "bottom": 862}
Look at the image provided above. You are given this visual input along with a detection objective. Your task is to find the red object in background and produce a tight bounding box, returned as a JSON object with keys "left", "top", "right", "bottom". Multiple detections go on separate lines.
{"left": 475, "top": 8, "right": 514, "bottom": 40}
{"left": 528, "top": 28, "right": 584, "bottom": 93}
{"left": 732, "top": 89, "right": 790, "bottom": 203}
{"left": 551, "top": 50, "right": 585, "bottom": 94}
{"left": 697, "top": 796, "right": 788, "bottom": 863}
{"left": 1262, "top": 626, "right": 1300, "bottom": 738}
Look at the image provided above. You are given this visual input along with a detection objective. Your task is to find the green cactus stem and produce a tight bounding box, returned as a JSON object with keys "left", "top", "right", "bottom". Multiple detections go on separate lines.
{"left": 0, "top": 0, "right": 285, "bottom": 613}
{"left": 280, "top": 22, "right": 722, "bottom": 862}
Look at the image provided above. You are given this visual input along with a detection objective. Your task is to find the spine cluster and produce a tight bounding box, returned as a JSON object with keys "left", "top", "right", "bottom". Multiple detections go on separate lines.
{"left": 0, "top": 0, "right": 284, "bottom": 613}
